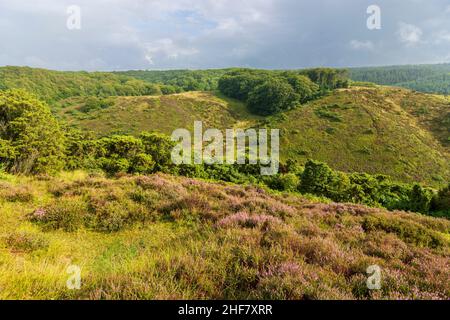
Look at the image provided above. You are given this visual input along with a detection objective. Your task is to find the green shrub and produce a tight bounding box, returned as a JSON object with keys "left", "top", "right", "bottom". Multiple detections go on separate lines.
{"left": 79, "top": 97, "right": 113, "bottom": 113}
{"left": 0, "top": 89, "right": 66, "bottom": 174}
{"left": 314, "top": 106, "right": 343, "bottom": 122}
{"left": 131, "top": 153, "right": 155, "bottom": 174}
{"left": 265, "top": 173, "right": 300, "bottom": 191}
{"left": 139, "top": 132, "right": 175, "bottom": 172}
{"left": 99, "top": 157, "right": 130, "bottom": 175}
{"left": 97, "top": 135, "right": 143, "bottom": 159}
{"left": 431, "top": 184, "right": 450, "bottom": 218}
{"left": 408, "top": 184, "right": 434, "bottom": 213}
{"left": 299, "top": 160, "right": 350, "bottom": 201}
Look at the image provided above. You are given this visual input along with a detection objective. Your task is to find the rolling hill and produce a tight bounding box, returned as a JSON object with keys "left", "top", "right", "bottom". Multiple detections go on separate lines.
{"left": 271, "top": 86, "right": 450, "bottom": 186}
{"left": 1, "top": 66, "right": 448, "bottom": 186}
{"left": 1, "top": 66, "right": 449, "bottom": 301}
{"left": 57, "top": 86, "right": 450, "bottom": 187}
{"left": 57, "top": 91, "right": 261, "bottom": 136}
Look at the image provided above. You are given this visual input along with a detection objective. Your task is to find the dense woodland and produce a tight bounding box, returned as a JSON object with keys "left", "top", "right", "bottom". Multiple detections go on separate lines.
{"left": 1, "top": 64, "right": 448, "bottom": 106}
{"left": 0, "top": 66, "right": 163, "bottom": 103}
{"left": 116, "top": 69, "right": 228, "bottom": 93}
{"left": 218, "top": 68, "right": 348, "bottom": 115}
{"left": 350, "top": 64, "right": 450, "bottom": 95}
{"left": 118, "top": 64, "right": 450, "bottom": 95}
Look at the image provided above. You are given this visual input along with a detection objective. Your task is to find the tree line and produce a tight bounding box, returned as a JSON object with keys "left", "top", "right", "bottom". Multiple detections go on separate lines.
{"left": 349, "top": 64, "right": 450, "bottom": 95}
{"left": 0, "top": 66, "right": 168, "bottom": 104}
{"left": 218, "top": 68, "right": 349, "bottom": 115}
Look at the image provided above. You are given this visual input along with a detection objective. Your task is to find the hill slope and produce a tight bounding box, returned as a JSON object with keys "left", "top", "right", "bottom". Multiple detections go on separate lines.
{"left": 0, "top": 172, "right": 449, "bottom": 299}
{"left": 272, "top": 86, "right": 450, "bottom": 185}
{"left": 57, "top": 91, "right": 261, "bottom": 136}
{"left": 58, "top": 87, "right": 450, "bottom": 186}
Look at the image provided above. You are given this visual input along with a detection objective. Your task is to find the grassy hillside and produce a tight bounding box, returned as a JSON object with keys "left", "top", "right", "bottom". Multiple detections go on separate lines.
{"left": 272, "top": 86, "right": 450, "bottom": 186}
{"left": 0, "top": 172, "right": 448, "bottom": 299}
{"left": 58, "top": 87, "right": 450, "bottom": 186}
{"left": 57, "top": 91, "right": 262, "bottom": 136}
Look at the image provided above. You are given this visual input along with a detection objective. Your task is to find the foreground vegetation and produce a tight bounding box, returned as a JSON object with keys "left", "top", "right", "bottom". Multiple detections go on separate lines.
{"left": 0, "top": 172, "right": 448, "bottom": 299}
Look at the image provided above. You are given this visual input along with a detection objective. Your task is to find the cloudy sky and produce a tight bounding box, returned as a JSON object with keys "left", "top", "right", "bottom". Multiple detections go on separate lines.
{"left": 0, "top": 0, "right": 449, "bottom": 71}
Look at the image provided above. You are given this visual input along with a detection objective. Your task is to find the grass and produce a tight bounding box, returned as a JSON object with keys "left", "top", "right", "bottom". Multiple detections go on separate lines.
{"left": 0, "top": 172, "right": 448, "bottom": 300}
{"left": 57, "top": 91, "right": 262, "bottom": 136}
{"left": 57, "top": 87, "right": 449, "bottom": 187}
{"left": 273, "top": 86, "right": 450, "bottom": 186}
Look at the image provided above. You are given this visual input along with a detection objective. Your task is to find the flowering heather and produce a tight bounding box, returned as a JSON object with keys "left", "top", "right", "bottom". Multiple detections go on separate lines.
{"left": 217, "top": 212, "right": 283, "bottom": 229}
{"left": 261, "top": 262, "right": 302, "bottom": 277}
{"left": 31, "top": 208, "right": 46, "bottom": 220}
{"left": 1, "top": 173, "right": 449, "bottom": 299}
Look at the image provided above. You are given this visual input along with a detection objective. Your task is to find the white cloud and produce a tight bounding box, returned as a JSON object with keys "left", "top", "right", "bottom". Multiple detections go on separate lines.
{"left": 433, "top": 30, "right": 450, "bottom": 44}
{"left": 350, "top": 40, "right": 374, "bottom": 51}
{"left": 143, "top": 39, "right": 199, "bottom": 65}
{"left": 397, "top": 22, "right": 423, "bottom": 46}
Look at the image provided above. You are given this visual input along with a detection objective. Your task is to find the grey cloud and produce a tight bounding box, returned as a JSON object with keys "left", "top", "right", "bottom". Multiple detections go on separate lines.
{"left": 0, "top": 0, "right": 449, "bottom": 70}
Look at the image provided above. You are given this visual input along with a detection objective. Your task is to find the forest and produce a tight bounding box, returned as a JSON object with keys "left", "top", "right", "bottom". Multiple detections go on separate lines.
{"left": 349, "top": 64, "right": 450, "bottom": 95}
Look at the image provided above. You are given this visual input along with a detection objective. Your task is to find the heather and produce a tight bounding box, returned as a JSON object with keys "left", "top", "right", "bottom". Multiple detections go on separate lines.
{"left": 0, "top": 172, "right": 448, "bottom": 299}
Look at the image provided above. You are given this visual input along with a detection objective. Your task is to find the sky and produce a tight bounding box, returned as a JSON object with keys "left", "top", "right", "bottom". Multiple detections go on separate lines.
{"left": 0, "top": 0, "right": 450, "bottom": 71}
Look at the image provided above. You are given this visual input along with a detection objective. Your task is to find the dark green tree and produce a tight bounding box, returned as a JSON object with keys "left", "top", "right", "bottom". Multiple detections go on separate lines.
{"left": 281, "top": 72, "right": 319, "bottom": 103}
{"left": 247, "top": 79, "right": 299, "bottom": 115}
{"left": 0, "top": 89, "right": 65, "bottom": 174}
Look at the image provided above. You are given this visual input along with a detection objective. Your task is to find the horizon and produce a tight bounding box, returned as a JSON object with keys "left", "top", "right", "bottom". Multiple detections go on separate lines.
{"left": 1, "top": 61, "right": 450, "bottom": 73}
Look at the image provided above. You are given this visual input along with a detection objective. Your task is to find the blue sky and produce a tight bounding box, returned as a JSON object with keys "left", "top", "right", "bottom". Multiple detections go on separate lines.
{"left": 0, "top": 0, "right": 449, "bottom": 71}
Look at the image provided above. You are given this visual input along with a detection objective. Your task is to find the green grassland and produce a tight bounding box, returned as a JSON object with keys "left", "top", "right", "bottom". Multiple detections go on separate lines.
{"left": 57, "top": 86, "right": 450, "bottom": 186}
{"left": 273, "top": 86, "right": 450, "bottom": 186}
{"left": 0, "top": 172, "right": 448, "bottom": 299}
{"left": 57, "top": 91, "right": 262, "bottom": 136}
